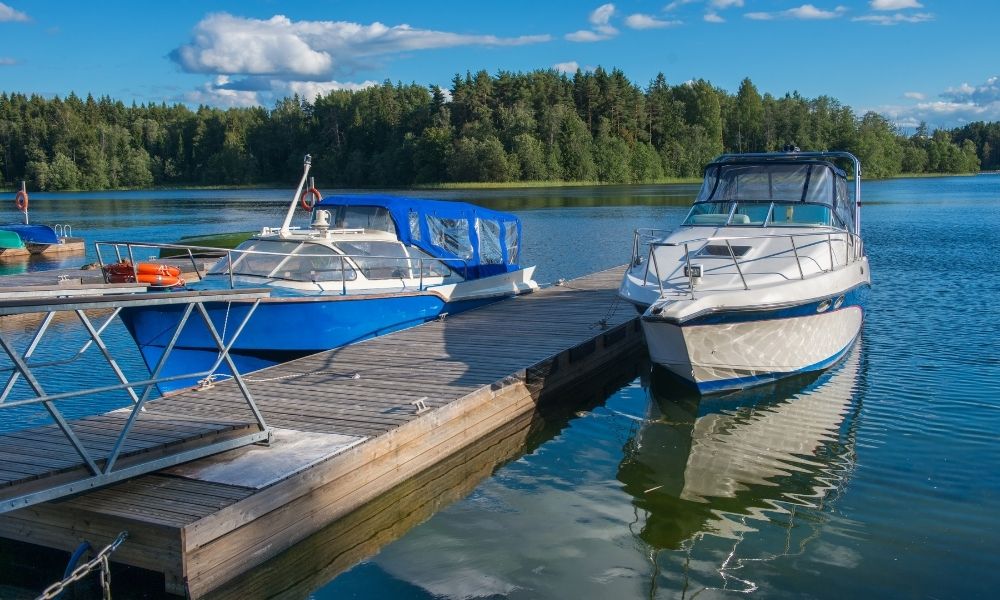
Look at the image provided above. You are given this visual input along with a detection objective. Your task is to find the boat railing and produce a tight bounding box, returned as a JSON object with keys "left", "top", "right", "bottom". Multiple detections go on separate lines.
{"left": 94, "top": 241, "right": 470, "bottom": 293}
{"left": 631, "top": 228, "right": 865, "bottom": 298}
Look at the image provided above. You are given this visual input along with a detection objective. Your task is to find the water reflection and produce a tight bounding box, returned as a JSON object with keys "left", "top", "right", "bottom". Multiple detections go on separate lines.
{"left": 620, "top": 345, "right": 864, "bottom": 594}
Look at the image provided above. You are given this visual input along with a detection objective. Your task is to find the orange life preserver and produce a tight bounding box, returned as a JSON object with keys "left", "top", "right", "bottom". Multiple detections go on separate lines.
{"left": 300, "top": 187, "right": 322, "bottom": 211}
{"left": 103, "top": 261, "right": 184, "bottom": 287}
{"left": 14, "top": 190, "right": 28, "bottom": 212}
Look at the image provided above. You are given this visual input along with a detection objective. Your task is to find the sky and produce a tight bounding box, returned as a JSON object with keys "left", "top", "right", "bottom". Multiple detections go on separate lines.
{"left": 0, "top": 0, "right": 997, "bottom": 130}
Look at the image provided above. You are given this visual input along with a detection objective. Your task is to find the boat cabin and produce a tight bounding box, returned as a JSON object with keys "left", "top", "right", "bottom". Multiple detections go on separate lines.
{"left": 206, "top": 195, "right": 524, "bottom": 293}
{"left": 685, "top": 157, "right": 856, "bottom": 232}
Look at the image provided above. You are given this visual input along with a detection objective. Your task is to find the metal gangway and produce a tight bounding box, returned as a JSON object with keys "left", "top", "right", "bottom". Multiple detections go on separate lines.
{"left": 0, "top": 284, "right": 272, "bottom": 512}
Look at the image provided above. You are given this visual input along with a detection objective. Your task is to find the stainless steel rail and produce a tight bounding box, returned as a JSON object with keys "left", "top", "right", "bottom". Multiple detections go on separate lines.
{"left": 631, "top": 228, "right": 865, "bottom": 299}
{"left": 94, "top": 240, "right": 471, "bottom": 292}
{"left": 0, "top": 288, "right": 273, "bottom": 512}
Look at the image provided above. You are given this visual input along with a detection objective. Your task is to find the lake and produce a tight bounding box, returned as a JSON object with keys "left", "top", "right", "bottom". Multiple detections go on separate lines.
{"left": 1, "top": 175, "right": 998, "bottom": 598}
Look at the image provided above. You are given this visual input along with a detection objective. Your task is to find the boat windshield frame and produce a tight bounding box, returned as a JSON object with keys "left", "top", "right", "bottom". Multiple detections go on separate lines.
{"left": 686, "top": 151, "right": 862, "bottom": 233}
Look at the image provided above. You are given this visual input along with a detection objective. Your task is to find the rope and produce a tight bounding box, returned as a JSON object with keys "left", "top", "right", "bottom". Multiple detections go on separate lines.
{"left": 198, "top": 370, "right": 360, "bottom": 388}
{"left": 36, "top": 532, "right": 127, "bottom": 600}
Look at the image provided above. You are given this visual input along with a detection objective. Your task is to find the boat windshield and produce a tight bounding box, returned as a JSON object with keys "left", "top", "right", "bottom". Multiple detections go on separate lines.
{"left": 210, "top": 240, "right": 356, "bottom": 282}
{"left": 689, "top": 161, "right": 853, "bottom": 231}
{"left": 327, "top": 205, "right": 397, "bottom": 234}
{"left": 334, "top": 241, "right": 453, "bottom": 280}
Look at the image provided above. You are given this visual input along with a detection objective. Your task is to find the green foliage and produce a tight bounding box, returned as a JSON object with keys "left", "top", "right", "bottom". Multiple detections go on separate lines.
{"left": 0, "top": 73, "right": 993, "bottom": 191}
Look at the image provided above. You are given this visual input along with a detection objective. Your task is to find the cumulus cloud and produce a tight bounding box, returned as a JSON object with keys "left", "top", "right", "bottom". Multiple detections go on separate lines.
{"left": 704, "top": 12, "right": 725, "bottom": 23}
{"left": 186, "top": 74, "right": 382, "bottom": 106}
{"left": 878, "top": 76, "right": 1000, "bottom": 128}
{"left": 0, "top": 2, "right": 28, "bottom": 22}
{"left": 903, "top": 91, "right": 925, "bottom": 100}
{"left": 746, "top": 4, "right": 848, "bottom": 20}
{"left": 624, "top": 13, "right": 681, "bottom": 29}
{"left": 567, "top": 3, "right": 619, "bottom": 42}
{"left": 664, "top": 0, "right": 697, "bottom": 10}
{"left": 710, "top": 0, "right": 744, "bottom": 8}
{"left": 287, "top": 79, "right": 379, "bottom": 102}
{"left": 553, "top": 61, "right": 580, "bottom": 74}
{"left": 174, "top": 13, "right": 551, "bottom": 77}
{"left": 870, "top": 0, "right": 922, "bottom": 9}
{"left": 852, "top": 12, "right": 933, "bottom": 24}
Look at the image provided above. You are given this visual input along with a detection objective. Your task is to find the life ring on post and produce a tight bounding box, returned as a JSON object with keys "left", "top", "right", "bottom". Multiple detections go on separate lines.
{"left": 14, "top": 190, "right": 28, "bottom": 212}
{"left": 103, "top": 261, "right": 184, "bottom": 287}
{"left": 300, "top": 187, "right": 322, "bottom": 211}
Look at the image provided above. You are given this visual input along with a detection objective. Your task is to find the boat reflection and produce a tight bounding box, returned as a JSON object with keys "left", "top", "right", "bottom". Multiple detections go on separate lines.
{"left": 618, "top": 344, "right": 863, "bottom": 589}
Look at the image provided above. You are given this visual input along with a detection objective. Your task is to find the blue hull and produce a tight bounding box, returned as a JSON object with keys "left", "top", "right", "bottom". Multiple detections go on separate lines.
{"left": 120, "top": 293, "right": 497, "bottom": 393}
{"left": 0, "top": 224, "right": 59, "bottom": 246}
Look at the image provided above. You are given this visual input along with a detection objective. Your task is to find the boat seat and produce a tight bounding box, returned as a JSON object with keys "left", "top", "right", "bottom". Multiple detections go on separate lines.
{"left": 689, "top": 214, "right": 730, "bottom": 225}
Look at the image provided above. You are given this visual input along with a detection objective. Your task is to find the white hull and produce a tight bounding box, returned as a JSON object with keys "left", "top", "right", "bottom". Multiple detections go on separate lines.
{"left": 643, "top": 304, "right": 863, "bottom": 393}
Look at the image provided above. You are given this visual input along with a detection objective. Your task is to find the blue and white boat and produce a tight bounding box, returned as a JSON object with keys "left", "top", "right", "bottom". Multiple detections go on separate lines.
{"left": 619, "top": 151, "right": 871, "bottom": 394}
{"left": 109, "top": 158, "right": 537, "bottom": 392}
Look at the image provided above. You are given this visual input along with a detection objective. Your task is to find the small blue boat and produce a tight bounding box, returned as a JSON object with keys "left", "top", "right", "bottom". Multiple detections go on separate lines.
{"left": 0, "top": 224, "right": 60, "bottom": 250}
{"left": 111, "top": 158, "right": 538, "bottom": 392}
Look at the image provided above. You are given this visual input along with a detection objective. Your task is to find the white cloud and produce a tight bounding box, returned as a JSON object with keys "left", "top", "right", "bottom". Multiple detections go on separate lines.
{"left": 746, "top": 4, "right": 848, "bottom": 20}
{"left": 878, "top": 76, "right": 1000, "bottom": 128}
{"left": 664, "top": 0, "right": 698, "bottom": 10}
{"left": 710, "top": 0, "right": 744, "bottom": 8}
{"left": 287, "top": 79, "right": 379, "bottom": 102}
{"left": 566, "top": 29, "right": 614, "bottom": 42}
{"left": 174, "top": 13, "right": 551, "bottom": 78}
{"left": 566, "top": 3, "right": 620, "bottom": 41}
{"left": 903, "top": 91, "right": 925, "bottom": 100}
{"left": 553, "top": 61, "right": 580, "bottom": 74}
{"left": 852, "top": 11, "right": 933, "bottom": 24}
{"left": 704, "top": 12, "right": 725, "bottom": 23}
{"left": 0, "top": 2, "right": 28, "bottom": 22}
{"left": 0, "top": 57, "right": 15, "bottom": 66}
{"left": 589, "top": 3, "right": 617, "bottom": 27}
{"left": 625, "top": 13, "right": 680, "bottom": 29}
{"left": 186, "top": 76, "right": 262, "bottom": 107}
{"left": 870, "top": 0, "right": 922, "bottom": 10}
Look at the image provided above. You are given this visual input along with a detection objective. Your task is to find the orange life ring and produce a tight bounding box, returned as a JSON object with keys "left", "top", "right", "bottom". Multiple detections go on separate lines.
{"left": 137, "top": 273, "right": 183, "bottom": 287}
{"left": 103, "top": 261, "right": 184, "bottom": 287}
{"left": 300, "top": 187, "right": 322, "bottom": 211}
{"left": 14, "top": 190, "right": 28, "bottom": 212}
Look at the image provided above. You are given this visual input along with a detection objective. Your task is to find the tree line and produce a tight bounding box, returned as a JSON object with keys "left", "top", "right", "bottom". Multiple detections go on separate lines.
{"left": 0, "top": 68, "right": 994, "bottom": 191}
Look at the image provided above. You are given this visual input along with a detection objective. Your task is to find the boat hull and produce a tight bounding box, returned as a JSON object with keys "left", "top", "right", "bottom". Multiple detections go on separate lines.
{"left": 121, "top": 292, "right": 499, "bottom": 393}
{"left": 642, "top": 286, "right": 868, "bottom": 394}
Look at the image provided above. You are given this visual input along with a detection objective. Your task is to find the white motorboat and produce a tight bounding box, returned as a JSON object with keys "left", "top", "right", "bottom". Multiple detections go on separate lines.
{"left": 619, "top": 151, "right": 870, "bottom": 393}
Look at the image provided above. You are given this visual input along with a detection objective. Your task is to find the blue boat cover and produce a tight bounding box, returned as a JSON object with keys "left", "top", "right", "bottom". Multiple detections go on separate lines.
{"left": 315, "top": 195, "right": 523, "bottom": 279}
{"left": 0, "top": 224, "right": 59, "bottom": 245}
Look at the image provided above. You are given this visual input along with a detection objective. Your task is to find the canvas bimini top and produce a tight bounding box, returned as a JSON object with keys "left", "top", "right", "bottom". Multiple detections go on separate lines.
{"left": 690, "top": 151, "right": 861, "bottom": 233}
{"left": 314, "top": 195, "right": 522, "bottom": 279}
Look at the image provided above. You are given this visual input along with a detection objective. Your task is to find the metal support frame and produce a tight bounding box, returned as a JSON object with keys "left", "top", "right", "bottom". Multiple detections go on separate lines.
{"left": 0, "top": 288, "right": 272, "bottom": 513}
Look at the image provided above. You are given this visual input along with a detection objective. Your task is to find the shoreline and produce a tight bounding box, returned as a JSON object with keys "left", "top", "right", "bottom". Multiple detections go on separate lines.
{"left": 0, "top": 171, "right": 986, "bottom": 194}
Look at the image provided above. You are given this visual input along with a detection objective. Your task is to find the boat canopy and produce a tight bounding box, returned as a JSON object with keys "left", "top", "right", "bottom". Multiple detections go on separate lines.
{"left": 0, "top": 224, "right": 59, "bottom": 245}
{"left": 314, "top": 195, "right": 522, "bottom": 279}
{"left": 696, "top": 160, "right": 854, "bottom": 231}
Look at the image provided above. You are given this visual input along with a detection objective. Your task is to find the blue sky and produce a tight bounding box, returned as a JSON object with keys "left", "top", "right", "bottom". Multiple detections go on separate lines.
{"left": 1, "top": 0, "right": 997, "bottom": 129}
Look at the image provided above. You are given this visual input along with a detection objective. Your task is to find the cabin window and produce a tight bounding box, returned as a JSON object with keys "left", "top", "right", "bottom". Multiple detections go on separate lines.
{"left": 408, "top": 210, "right": 421, "bottom": 241}
{"left": 427, "top": 215, "right": 473, "bottom": 260}
{"left": 336, "top": 241, "right": 414, "bottom": 280}
{"left": 769, "top": 203, "right": 832, "bottom": 227}
{"left": 684, "top": 202, "right": 732, "bottom": 226}
{"left": 329, "top": 205, "right": 396, "bottom": 234}
{"left": 477, "top": 219, "right": 503, "bottom": 264}
{"left": 273, "top": 244, "right": 357, "bottom": 282}
{"left": 221, "top": 240, "right": 301, "bottom": 277}
{"left": 731, "top": 203, "right": 771, "bottom": 226}
{"left": 504, "top": 221, "right": 519, "bottom": 265}
{"left": 405, "top": 246, "right": 454, "bottom": 278}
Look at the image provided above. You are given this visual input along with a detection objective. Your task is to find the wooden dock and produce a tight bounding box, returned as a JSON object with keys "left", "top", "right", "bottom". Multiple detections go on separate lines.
{"left": 0, "top": 238, "right": 86, "bottom": 260}
{"left": 0, "top": 266, "right": 642, "bottom": 597}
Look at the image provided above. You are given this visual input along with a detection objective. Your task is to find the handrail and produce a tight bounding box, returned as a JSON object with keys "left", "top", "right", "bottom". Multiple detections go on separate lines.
{"left": 95, "top": 240, "right": 471, "bottom": 292}
{"left": 631, "top": 227, "right": 864, "bottom": 299}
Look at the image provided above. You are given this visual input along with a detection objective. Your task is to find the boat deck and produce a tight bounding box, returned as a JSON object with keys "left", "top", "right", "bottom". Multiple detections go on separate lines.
{"left": 0, "top": 266, "right": 643, "bottom": 597}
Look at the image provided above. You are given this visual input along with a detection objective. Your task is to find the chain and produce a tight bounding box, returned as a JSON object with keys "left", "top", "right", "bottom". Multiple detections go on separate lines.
{"left": 36, "top": 532, "right": 128, "bottom": 600}
{"left": 595, "top": 293, "right": 623, "bottom": 330}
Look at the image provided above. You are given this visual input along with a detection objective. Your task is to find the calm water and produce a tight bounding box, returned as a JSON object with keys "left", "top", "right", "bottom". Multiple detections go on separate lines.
{"left": 1, "top": 176, "right": 999, "bottom": 598}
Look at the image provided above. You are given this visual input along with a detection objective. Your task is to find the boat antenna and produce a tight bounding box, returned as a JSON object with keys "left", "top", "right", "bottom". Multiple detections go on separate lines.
{"left": 279, "top": 155, "right": 312, "bottom": 237}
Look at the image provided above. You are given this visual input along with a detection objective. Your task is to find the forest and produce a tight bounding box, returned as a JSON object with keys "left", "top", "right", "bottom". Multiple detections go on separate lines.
{"left": 0, "top": 68, "right": 995, "bottom": 190}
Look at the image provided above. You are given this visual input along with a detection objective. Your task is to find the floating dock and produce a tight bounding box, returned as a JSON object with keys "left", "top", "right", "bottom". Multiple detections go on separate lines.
{"left": 0, "top": 266, "right": 641, "bottom": 597}
{"left": 0, "top": 237, "right": 86, "bottom": 260}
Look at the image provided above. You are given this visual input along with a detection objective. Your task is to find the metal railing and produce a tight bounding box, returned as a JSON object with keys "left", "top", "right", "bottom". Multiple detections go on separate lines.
{"left": 0, "top": 288, "right": 273, "bottom": 512}
{"left": 94, "top": 241, "right": 470, "bottom": 293}
{"left": 630, "top": 227, "right": 865, "bottom": 298}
